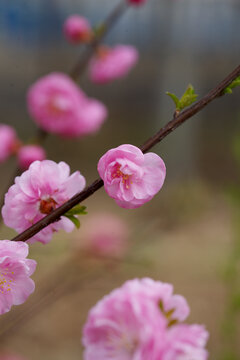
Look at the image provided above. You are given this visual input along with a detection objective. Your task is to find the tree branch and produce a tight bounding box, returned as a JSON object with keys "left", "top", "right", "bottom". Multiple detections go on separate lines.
{"left": 10, "top": 63, "right": 240, "bottom": 243}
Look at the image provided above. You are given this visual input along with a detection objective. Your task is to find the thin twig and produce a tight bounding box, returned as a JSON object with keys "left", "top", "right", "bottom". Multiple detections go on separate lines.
{"left": 10, "top": 64, "right": 240, "bottom": 243}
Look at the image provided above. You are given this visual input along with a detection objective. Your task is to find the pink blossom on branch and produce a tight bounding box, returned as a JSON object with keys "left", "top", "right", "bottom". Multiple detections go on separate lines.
{"left": 17, "top": 145, "right": 46, "bottom": 170}
{"left": 82, "top": 278, "right": 209, "bottom": 360}
{"left": 97, "top": 144, "right": 166, "bottom": 209}
{"left": 0, "top": 125, "right": 19, "bottom": 163}
{"left": 0, "top": 240, "right": 36, "bottom": 315}
{"left": 27, "top": 73, "right": 107, "bottom": 137}
{"left": 63, "top": 15, "right": 92, "bottom": 44}
{"left": 89, "top": 45, "right": 139, "bottom": 84}
{"left": 2, "top": 160, "right": 86, "bottom": 244}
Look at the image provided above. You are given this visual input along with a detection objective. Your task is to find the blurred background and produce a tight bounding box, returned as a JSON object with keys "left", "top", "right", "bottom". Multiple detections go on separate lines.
{"left": 0, "top": 0, "right": 239, "bottom": 359}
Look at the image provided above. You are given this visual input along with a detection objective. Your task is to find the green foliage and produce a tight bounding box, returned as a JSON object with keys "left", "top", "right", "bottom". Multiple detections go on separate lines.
{"left": 63, "top": 205, "right": 87, "bottom": 229}
{"left": 224, "top": 76, "right": 240, "bottom": 94}
{"left": 166, "top": 84, "right": 198, "bottom": 112}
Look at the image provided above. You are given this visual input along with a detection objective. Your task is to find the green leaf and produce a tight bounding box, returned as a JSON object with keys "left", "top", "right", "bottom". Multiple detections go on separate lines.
{"left": 166, "top": 84, "right": 198, "bottom": 112}
{"left": 65, "top": 205, "right": 87, "bottom": 217}
{"left": 64, "top": 214, "right": 80, "bottom": 229}
{"left": 166, "top": 92, "right": 180, "bottom": 108}
{"left": 224, "top": 76, "right": 240, "bottom": 94}
{"left": 178, "top": 84, "right": 198, "bottom": 110}
{"left": 63, "top": 205, "right": 87, "bottom": 230}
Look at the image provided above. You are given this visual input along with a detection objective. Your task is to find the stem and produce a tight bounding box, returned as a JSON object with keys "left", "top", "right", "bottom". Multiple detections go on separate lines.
{"left": 11, "top": 64, "right": 240, "bottom": 243}
{"left": 70, "top": 0, "right": 128, "bottom": 81}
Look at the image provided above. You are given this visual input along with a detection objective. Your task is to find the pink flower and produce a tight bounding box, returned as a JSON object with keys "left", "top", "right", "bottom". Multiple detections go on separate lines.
{"left": 74, "top": 213, "right": 129, "bottom": 258}
{"left": 0, "top": 125, "right": 19, "bottom": 163}
{"left": 128, "top": 0, "right": 147, "bottom": 5}
{"left": 162, "top": 325, "right": 209, "bottom": 360}
{"left": 0, "top": 240, "right": 36, "bottom": 315}
{"left": 97, "top": 144, "right": 166, "bottom": 209}
{"left": 63, "top": 15, "right": 92, "bottom": 44}
{"left": 83, "top": 280, "right": 167, "bottom": 360}
{"left": 2, "top": 160, "right": 86, "bottom": 244}
{"left": 82, "top": 278, "right": 209, "bottom": 360}
{"left": 122, "top": 278, "right": 190, "bottom": 322}
{"left": 89, "top": 45, "right": 139, "bottom": 84}
{"left": 17, "top": 145, "right": 46, "bottom": 170}
{"left": 27, "top": 73, "right": 107, "bottom": 137}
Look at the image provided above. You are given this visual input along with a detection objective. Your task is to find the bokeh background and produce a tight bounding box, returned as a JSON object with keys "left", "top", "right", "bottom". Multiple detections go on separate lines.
{"left": 0, "top": 0, "right": 239, "bottom": 359}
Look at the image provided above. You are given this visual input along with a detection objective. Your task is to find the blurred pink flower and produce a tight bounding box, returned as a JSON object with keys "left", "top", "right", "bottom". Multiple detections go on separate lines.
{"left": 89, "top": 45, "right": 138, "bottom": 84}
{"left": 97, "top": 144, "right": 166, "bottom": 209}
{"left": 0, "top": 240, "right": 36, "bottom": 315}
{"left": 83, "top": 279, "right": 167, "bottom": 360}
{"left": 17, "top": 145, "right": 46, "bottom": 170}
{"left": 75, "top": 213, "right": 129, "bottom": 258}
{"left": 2, "top": 160, "right": 86, "bottom": 244}
{"left": 83, "top": 278, "right": 209, "bottom": 360}
{"left": 0, "top": 125, "right": 19, "bottom": 163}
{"left": 27, "top": 73, "right": 107, "bottom": 137}
{"left": 162, "top": 324, "right": 209, "bottom": 360}
{"left": 128, "top": 0, "right": 147, "bottom": 5}
{"left": 63, "top": 15, "right": 92, "bottom": 44}
{"left": 122, "top": 278, "right": 190, "bottom": 322}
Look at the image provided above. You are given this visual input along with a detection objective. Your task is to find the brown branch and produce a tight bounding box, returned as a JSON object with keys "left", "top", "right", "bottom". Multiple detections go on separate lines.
{"left": 10, "top": 64, "right": 240, "bottom": 243}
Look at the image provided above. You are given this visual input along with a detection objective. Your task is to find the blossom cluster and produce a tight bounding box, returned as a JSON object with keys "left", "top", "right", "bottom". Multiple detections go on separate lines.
{"left": 83, "top": 278, "right": 209, "bottom": 360}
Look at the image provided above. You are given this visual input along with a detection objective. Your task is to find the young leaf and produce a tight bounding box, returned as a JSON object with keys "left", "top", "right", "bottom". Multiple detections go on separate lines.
{"left": 64, "top": 214, "right": 81, "bottom": 229}
{"left": 166, "top": 84, "right": 198, "bottom": 112}
{"left": 178, "top": 84, "right": 198, "bottom": 110}
{"left": 166, "top": 92, "right": 180, "bottom": 108}
{"left": 65, "top": 205, "right": 87, "bottom": 217}
{"left": 224, "top": 76, "right": 240, "bottom": 95}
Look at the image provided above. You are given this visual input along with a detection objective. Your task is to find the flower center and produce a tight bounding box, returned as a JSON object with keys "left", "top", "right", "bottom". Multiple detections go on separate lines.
{"left": 39, "top": 198, "right": 57, "bottom": 215}
{"left": 47, "top": 96, "right": 70, "bottom": 116}
{"left": 107, "top": 331, "right": 138, "bottom": 357}
{"left": 112, "top": 164, "right": 131, "bottom": 189}
{"left": 0, "top": 269, "right": 14, "bottom": 294}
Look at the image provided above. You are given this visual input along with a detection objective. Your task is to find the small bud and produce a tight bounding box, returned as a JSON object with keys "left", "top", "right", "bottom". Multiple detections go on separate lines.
{"left": 63, "top": 15, "right": 92, "bottom": 44}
